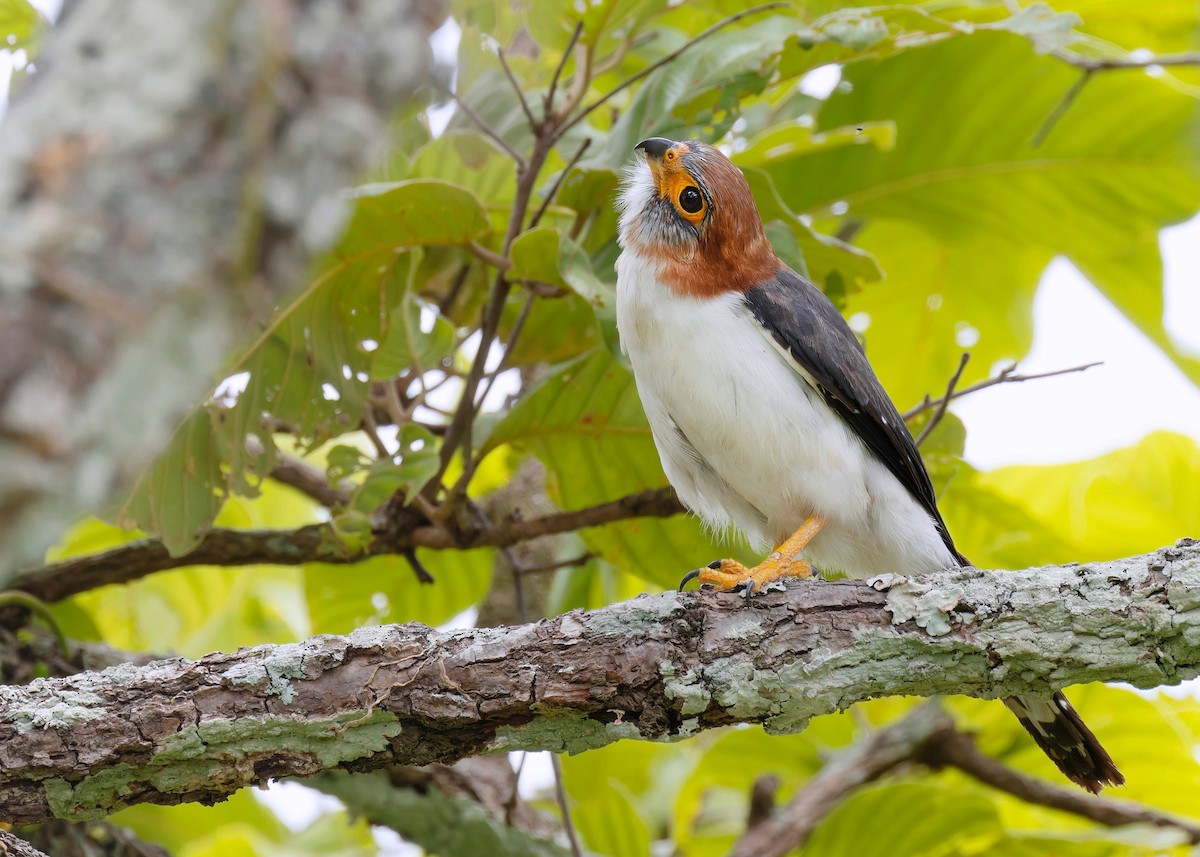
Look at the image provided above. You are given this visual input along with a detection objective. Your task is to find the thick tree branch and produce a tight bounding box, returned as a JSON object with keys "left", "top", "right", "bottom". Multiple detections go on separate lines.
{"left": 0, "top": 542, "right": 1198, "bottom": 823}
{"left": 9, "top": 488, "right": 684, "bottom": 603}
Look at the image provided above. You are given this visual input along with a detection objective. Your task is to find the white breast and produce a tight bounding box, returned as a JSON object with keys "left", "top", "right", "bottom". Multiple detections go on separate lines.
{"left": 614, "top": 250, "right": 956, "bottom": 577}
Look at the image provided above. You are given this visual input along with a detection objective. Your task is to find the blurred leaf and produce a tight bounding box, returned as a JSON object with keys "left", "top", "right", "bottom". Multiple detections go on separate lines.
{"left": 757, "top": 30, "right": 1200, "bottom": 406}
{"left": 801, "top": 779, "right": 1003, "bottom": 856}
{"left": 305, "top": 546, "right": 493, "bottom": 633}
{"left": 508, "top": 226, "right": 567, "bottom": 288}
{"left": 487, "top": 349, "right": 750, "bottom": 589}
{"left": 0, "top": 0, "right": 39, "bottom": 51}
{"left": 348, "top": 425, "right": 440, "bottom": 514}
{"left": 976, "top": 430, "right": 1200, "bottom": 563}
{"left": 990, "top": 3, "right": 1083, "bottom": 53}
{"left": 114, "top": 409, "right": 225, "bottom": 556}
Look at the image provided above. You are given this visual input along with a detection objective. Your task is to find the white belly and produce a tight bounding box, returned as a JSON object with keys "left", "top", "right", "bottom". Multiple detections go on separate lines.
{"left": 615, "top": 251, "right": 956, "bottom": 577}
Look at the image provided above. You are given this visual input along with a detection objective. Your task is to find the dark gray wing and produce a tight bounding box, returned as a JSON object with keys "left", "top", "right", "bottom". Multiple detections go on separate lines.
{"left": 742, "top": 266, "right": 967, "bottom": 566}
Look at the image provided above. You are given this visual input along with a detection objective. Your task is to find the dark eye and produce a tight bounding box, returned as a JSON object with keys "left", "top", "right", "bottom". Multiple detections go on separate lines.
{"left": 679, "top": 186, "right": 703, "bottom": 214}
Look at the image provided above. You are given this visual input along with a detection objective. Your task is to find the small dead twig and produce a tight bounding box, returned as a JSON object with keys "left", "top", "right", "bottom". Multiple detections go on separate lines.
{"left": 904, "top": 361, "right": 1102, "bottom": 422}
{"left": 530, "top": 137, "right": 592, "bottom": 228}
{"left": 915, "top": 352, "right": 970, "bottom": 447}
{"left": 436, "top": 82, "right": 526, "bottom": 168}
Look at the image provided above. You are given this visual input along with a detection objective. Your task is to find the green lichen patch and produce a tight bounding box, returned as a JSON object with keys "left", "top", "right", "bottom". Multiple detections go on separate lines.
{"left": 491, "top": 710, "right": 644, "bottom": 755}
{"left": 0, "top": 687, "right": 107, "bottom": 732}
{"left": 884, "top": 579, "right": 964, "bottom": 636}
{"left": 584, "top": 592, "right": 684, "bottom": 637}
{"left": 42, "top": 709, "right": 401, "bottom": 820}
{"left": 659, "top": 662, "right": 712, "bottom": 716}
{"left": 221, "top": 644, "right": 316, "bottom": 703}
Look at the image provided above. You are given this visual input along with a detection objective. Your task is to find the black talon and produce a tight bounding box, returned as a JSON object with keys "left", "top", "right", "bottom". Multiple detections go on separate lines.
{"left": 707, "top": 560, "right": 722, "bottom": 569}
{"left": 679, "top": 568, "right": 702, "bottom": 592}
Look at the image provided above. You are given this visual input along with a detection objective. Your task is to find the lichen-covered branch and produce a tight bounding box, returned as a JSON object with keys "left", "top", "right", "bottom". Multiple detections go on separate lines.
{"left": 0, "top": 0, "right": 440, "bottom": 574}
{"left": 0, "top": 542, "right": 1198, "bottom": 824}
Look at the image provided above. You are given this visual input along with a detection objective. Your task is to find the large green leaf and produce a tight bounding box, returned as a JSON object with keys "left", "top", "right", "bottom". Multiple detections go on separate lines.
{"left": 754, "top": 30, "right": 1200, "bottom": 405}
{"left": 305, "top": 547, "right": 494, "bottom": 634}
{"left": 486, "top": 349, "right": 751, "bottom": 589}
{"left": 975, "top": 430, "right": 1200, "bottom": 564}
{"left": 802, "top": 779, "right": 1004, "bottom": 856}
{"left": 118, "top": 181, "right": 484, "bottom": 553}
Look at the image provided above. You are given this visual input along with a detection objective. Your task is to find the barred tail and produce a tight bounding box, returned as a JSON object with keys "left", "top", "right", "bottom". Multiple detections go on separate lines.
{"left": 1004, "top": 692, "right": 1124, "bottom": 793}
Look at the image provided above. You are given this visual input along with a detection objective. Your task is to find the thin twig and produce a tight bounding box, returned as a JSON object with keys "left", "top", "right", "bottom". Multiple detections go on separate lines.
{"left": 519, "top": 553, "right": 595, "bottom": 575}
{"left": 1031, "top": 69, "right": 1092, "bottom": 148}
{"left": 904, "top": 361, "right": 1101, "bottom": 421}
{"left": 1061, "top": 50, "right": 1200, "bottom": 72}
{"left": 401, "top": 548, "right": 435, "bottom": 585}
{"left": 544, "top": 21, "right": 584, "bottom": 118}
{"left": 530, "top": 138, "right": 592, "bottom": 228}
{"left": 551, "top": 752, "right": 584, "bottom": 857}
{"left": 1035, "top": 50, "right": 1200, "bottom": 146}
{"left": 437, "top": 82, "right": 526, "bottom": 168}
{"left": 559, "top": 2, "right": 787, "bottom": 136}
{"left": 915, "top": 352, "right": 969, "bottom": 447}
{"left": 497, "top": 46, "right": 538, "bottom": 130}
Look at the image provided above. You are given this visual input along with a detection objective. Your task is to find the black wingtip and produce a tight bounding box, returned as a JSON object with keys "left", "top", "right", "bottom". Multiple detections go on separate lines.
{"left": 635, "top": 137, "right": 674, "bottom": 158}
{"left": 679, "top": 568, "right": 701, "bottom": 592}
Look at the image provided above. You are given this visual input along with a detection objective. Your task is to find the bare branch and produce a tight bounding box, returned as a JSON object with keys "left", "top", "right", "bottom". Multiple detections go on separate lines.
{"left": 2, "top": 542, "right": 1197, "bottom": 824}
{"left": 436, "top": 82, "right": 527, "bottom": 168}
{"left": 922, "top": 727, "right": 1200, "bottom": 844}
{"left": 903, "top": 361, "right": 1101, "bottom": 421}
{"left": 730, "top": 704, "right": 946, "bottom": 857}
{"left": 915, "top": 352, "right": 970, "bottom": 447}
{"left": 498, "top": 47, "right": 539, "bottom": 131}
{"left": 9, "top": 488, "right": 684, "bottom": 603}
{"left": 545, "top": 22, "right": 584, "bottom": 118}
{"left": 551, "top": 753, "right": 584, "bottom": 857}
{"left": 530, "top": 139, "right": 592, "bottom": 228}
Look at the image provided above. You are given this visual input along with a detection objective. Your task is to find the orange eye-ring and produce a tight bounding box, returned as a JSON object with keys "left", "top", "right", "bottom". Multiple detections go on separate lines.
{"left": 670, "top": 182, "right": 707, "bottom": 223}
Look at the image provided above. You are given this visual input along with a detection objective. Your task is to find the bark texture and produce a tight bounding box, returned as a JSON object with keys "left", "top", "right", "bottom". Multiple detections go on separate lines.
{"left": 0, "top": 0, "right": 441, "bottom": 573}
{"left": 0, "top": 541, "right": 1197, "bottom": 823}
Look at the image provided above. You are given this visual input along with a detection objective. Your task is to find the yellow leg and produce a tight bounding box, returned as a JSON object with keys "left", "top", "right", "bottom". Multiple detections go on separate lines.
{"left": 681, "top": 516, "right": 824, "bottom": 594}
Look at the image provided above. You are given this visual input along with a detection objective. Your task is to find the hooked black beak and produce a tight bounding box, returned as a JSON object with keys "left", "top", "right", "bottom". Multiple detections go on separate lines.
{"left": 635, "top": 137, "right": 674, "bottom": 158}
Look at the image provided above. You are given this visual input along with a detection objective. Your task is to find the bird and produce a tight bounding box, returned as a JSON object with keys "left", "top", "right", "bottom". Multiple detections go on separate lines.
{"left": 614, "top": 135, "right": 1123, "bottom": 794}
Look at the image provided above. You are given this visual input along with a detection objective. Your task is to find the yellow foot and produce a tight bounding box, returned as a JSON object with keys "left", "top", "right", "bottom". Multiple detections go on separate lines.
{"left": 680, "top": 555, "right": 813, "bottom": 594}
{"left": 679, "top": 515, "right": 824, "bottom": 595}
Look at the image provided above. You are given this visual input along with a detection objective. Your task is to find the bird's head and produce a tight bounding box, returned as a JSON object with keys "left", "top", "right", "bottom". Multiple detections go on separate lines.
{"left": 617, "top": 137, "right": 778, "bottom": 298}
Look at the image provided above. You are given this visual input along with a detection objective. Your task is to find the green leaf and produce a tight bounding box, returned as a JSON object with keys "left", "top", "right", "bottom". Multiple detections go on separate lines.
{"left": 801, "top": 779, "right": 1003, "bottom": 856}
{"left": 486, "top": 349, "right": 750, "bottom": 589}
{"left": 989, "top": 3, "right": 1083, "bottom": 54}
{"left": 589, "top": 14, "right": 794, "bottom": 170}
{"left": 0, "top": 0, "right": 39, "bottom": 52}
{"left": 339, "top": 179, "right": 490, "bottom": 254}
{"left": 975, "top": 430, "right": 1200, "bottom": 563}
{"left": 114, "top": 408, "right": 225, "bottom": 555}
{"left": 508, "top": 226, "right": 567, "bottom": 288}
{"left": 349, "top": 425, "right": 440, "bottom": 514}
{"left": 305, "top": 546, "right": 493, "bottom": 634}
{"left": 756, "top": 30, "right": 1200, "bottom": 406}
